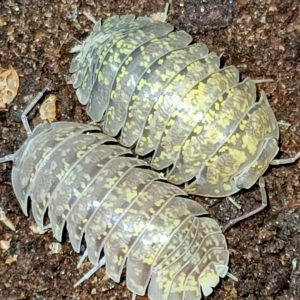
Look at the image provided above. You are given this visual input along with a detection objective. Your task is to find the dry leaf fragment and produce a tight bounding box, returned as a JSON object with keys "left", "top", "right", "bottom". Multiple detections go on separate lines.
{"left": 5, "top": 254, "right": 17, "bottom": 265}
{"left": 0, "top": 239, "right": 11, "bottom": 251}
{"left": 0, "top": 67, "right": 19, "bottom": 109}
{"left": 39, "top": 94, "right": 57, "bottom": 122}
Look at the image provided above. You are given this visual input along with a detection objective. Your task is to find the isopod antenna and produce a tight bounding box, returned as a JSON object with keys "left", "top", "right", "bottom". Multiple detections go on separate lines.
{"left": 0, "top": 81, "right": 51, "bottom": 164}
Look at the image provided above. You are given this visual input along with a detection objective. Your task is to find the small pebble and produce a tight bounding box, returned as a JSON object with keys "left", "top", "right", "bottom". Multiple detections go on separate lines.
{"left": 49, "top": 242, "right": 62, "bottom": 254}
{"left": 292, "top": 258, "right": 298, "bottom": 272}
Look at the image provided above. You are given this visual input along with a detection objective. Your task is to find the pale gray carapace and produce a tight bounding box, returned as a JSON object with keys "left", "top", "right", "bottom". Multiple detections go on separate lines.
{"left": 1, "top": 106, "right": 229, "bottom": 300}
{"left": 69, "top": 14, "right": 283, "bottom": 199}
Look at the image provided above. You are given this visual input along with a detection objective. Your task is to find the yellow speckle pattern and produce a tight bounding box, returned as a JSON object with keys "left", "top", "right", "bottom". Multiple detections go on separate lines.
{"left": 168, "top": 77, "right": 256, "bottom": 186}
{"left": 72, "top": 15, "right": 152, "bottom": 105}
{"left": 102, "top": 31, "right": 193, "bottom": 136}
{"left": 14, "top": 118, "right": 228, "bottom": 299}
{"left": 136, "top": 52, "right": 220, "bottom": 157}
{"left": 152, "top": 217, "right": 197, "bottom": 270}
{"left": 67, "top": 155, "right": 146, "bottom": 253}
{"left": 151, "top": 66, "right": 240, "bottom": 171}
{"left": 120, "top": 44, "right": 209, "bottom": 147}
{"left": 13, "top": 122, "right": 96, "bottom": 215}
{"left": 104, "top": 181, "right": 184, "bottom": 282}
{"left": 184, "top": 249, "right": 229, "bottom": 298}
{"left": 84, "top": 167, "right": 159, "bottom": 265}
{"left": 48, "top": 141, "right": 123, "bottom": 241}
{"left": 71, "top": 15, "right": 280, "bottom": 200}
{"left": 154, "top": 218, "right": 200, "bottom": 273}
{"left": 86, "top": 22, "right": 173, "bottom": 121}
{"left": 148, "top": 221, "right": 226, "bottom": 299}
{"left": 126, "top": 197, "right": 211, "bottom": 295}
{"left": 30, "top": 133, "right": 105, "bottom": 229}
{"left": 235, "top": 138, "right": 279, "bottom": 189}
{"left": 186, "top": 88, "right": 279, "bottom": 197}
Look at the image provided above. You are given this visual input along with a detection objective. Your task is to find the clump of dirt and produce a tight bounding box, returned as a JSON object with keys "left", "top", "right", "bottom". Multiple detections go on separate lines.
{"left": 180, "top": 0, "right": 238, "bottom": 32}
{"left": 0, "top": 0, "right": 299, "bottom": 299}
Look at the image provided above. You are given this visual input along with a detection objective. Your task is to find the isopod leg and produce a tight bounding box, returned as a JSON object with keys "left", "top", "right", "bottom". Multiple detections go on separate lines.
{"left": 226, "top": 271, "right": 239, "bottom": 282}
{"left": 223, "top": 177, "right": 267, "bottom": 232}
{"left": 270, "top": 151, "right": 300, "bottom": 165}
{"left": 161, "top": 2, "right": 169, "bottom": 22}
{"left": 77, "top": 249, "right": 88, "bottom": 269}
{"left": 0, "top": 154, "right": 14, "bottom": 164}
{"left": 226, "top": 196, "right": 242, "bottom": 210}
{"left": 74, "top": 256, "right": 106, "bottom": 288}
{"left": 83, "top": 11, "right": 98, "bottom": 24}
{"left": 21, "top": 80, "right": 51, "bottom": 135}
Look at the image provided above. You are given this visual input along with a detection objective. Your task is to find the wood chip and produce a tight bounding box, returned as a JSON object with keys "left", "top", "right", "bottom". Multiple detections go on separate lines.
{"left": 39, "top": 94, "right": 57, "bottom": 122}
{"left": 0, "top": 67, "right": 19, "bottom": 109}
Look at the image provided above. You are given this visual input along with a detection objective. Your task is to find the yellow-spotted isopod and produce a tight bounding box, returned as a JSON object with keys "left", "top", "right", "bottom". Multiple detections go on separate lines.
{"left": 70, "top": 14, "right": 299, "bottom": 203}
{"left": 0, "top": 85, "right": 230, "bottom": 300}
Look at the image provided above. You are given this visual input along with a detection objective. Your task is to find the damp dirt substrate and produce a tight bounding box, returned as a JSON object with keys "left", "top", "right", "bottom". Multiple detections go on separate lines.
{"left": 0, "top": 0, "right": 299, "bottom": 299}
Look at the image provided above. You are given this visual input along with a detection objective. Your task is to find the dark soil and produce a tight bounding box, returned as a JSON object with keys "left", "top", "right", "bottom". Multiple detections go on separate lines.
{"left": 0, "top": 0, "right": 299, "bottom": 299}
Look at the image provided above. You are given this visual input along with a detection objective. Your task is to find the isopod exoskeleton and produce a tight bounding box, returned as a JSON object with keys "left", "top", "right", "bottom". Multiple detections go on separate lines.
{"left": 0, "top": 86, "right": 229, "bottom": 299}
{"left": 70, "top": 15, "right": 299, "bottom": 201}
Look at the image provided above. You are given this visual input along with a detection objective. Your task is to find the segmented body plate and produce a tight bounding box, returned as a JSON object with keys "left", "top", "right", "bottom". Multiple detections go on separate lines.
{"left": 70, "top": 15, "right": 280, "bottom": 197}
{"left": 12, "top": 121, "right": 228, "bottom": 300}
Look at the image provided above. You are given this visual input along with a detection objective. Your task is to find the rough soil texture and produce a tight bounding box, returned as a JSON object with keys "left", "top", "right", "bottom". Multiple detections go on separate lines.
{"left": 0, "top": 0, "right": 299, "bottom": 299}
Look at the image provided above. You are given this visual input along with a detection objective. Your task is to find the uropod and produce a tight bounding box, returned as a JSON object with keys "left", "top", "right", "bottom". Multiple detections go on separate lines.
{"left": 70, "top": 14, "right": 300, "bottom": 228}
{"left": 0, "top": 84, "right": 230, "bottom": 300}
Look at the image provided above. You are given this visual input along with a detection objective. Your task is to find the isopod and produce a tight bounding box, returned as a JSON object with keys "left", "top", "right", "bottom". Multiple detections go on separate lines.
{"left": 0, "top": 85, "right": 229, "bottom": 300}
{"left": 70, "top": 15, "right": 299, "bottom": 203}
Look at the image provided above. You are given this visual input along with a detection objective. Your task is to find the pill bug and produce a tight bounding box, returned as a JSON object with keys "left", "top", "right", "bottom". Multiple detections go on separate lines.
{"left": 70, "top": 15, "right": 285, "bottom": 199}
{"left": 1, "top": 113, "right": 229, "bottom": 299}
